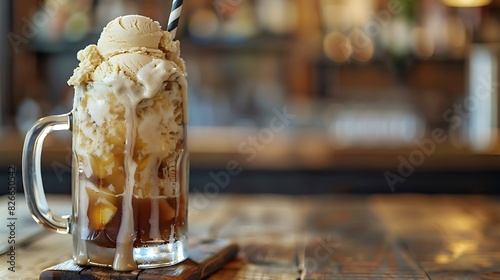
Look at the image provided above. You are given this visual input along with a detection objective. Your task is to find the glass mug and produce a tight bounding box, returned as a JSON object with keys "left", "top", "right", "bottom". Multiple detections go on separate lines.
{"left": 22, "top": 79, "right": 188, "bottom": 271}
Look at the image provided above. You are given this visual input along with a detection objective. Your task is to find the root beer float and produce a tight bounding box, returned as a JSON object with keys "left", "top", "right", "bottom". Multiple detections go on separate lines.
{"left": 67, "top": 15, "right": 188, "bottom": 271}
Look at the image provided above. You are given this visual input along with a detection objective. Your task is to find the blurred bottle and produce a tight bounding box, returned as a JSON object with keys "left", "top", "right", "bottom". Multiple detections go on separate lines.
{"left": 36, "top": 0, "right": 93, "bottom": 42}
{"left": 15, "top": 98, "right": 42, "bottom": 136}
{"left": 219, "top": 1, "right": 258, "bottom": 41}
{"left": 466, "top": 44, "right": 500, "bottom": 151}
{"left": 0, "top": 0, "right": 8, "bottom": 131}
{"left": 255, "top": 0, "right": 297, "bottom": 35}
{"left": 188, "top": 7, "right": 220, "bottom": 43}
{"left": 325, "top": 103, "right": 423, "bottom": 148}
{"left": 95, "top": 0, "right": 138, "bottom": 30}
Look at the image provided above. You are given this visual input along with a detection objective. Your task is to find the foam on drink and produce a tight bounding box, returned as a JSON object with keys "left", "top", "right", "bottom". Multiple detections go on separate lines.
{"left": 68, "top": 15, "right": 188, "bottom": 271}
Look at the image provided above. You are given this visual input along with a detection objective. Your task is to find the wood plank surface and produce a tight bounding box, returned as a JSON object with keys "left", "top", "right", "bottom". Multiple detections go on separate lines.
{"left": 39, "top": 239, "right": 238, "bottom": 280}
{"left": 301, "top": 196, "right": 428, "bottom": 279}
{"left": 3, "top": 194, "right": 500, "bottom": 279}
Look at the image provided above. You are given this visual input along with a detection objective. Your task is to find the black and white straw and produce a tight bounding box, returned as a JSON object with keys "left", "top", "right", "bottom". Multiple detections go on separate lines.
{"left": 167, "top": 0, "right": 183, "bottom": 39}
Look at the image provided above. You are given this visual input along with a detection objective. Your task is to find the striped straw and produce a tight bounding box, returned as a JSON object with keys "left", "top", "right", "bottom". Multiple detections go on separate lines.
{"left": 167, "top": 0, "right": 183, "bottom": 39}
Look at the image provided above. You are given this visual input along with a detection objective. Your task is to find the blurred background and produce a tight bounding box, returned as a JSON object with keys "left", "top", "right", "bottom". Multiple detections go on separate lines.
{"left": 1, "top": 0, "right": 500, "bottom": 194}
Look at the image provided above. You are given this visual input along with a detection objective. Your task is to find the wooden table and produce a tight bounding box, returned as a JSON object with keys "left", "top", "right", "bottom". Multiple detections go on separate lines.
{"left": 2, "top": 194, "right": 500, "bottom": 279}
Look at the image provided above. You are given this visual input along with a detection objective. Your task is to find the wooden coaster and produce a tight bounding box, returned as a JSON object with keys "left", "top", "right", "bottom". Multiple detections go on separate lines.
{"left": 40, "top": 239, "right": 238, "bottom": 280}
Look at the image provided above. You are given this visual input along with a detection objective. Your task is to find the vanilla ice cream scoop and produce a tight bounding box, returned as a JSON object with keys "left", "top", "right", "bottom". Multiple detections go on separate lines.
{"left": 97, "top": 15, "right": 165, "bottom": 58}
{"left": 68, "top": 14, "right": 185, "bottom": 86}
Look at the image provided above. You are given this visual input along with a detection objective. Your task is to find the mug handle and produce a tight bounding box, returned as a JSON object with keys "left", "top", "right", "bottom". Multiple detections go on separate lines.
{"left": 22, "top": 113, "right": 72, "bottom": 234}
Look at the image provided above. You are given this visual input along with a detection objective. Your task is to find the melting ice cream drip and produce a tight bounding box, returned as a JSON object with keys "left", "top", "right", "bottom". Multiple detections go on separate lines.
{"left": 149, "top": 157, "right": 162, "bottom": 240}
{"left": 101, "top": 59, "right": 184, "bottom": 270}
{"left": 103, "top": 74, "right": 140, "bottom": 270}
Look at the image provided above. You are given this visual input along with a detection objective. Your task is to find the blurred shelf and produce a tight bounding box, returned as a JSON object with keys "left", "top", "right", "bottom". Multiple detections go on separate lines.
{"left": 181, "top": 35, "right": 292, "bottom": 55}
{"left": 29, "top": 32, "right": 293, "bottom": 56}
{"left": 2, "top": 126, "right": 500, "bottom": 172}
{"left": 29, "top": 31, "right": 101, "bottom": 55}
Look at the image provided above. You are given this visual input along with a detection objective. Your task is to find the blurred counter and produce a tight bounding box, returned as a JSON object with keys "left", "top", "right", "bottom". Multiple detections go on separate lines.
{"left": 2, "top": 126, "right": 500, "bottom": 195}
